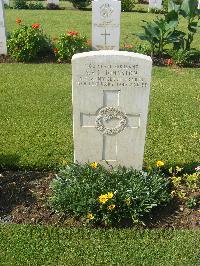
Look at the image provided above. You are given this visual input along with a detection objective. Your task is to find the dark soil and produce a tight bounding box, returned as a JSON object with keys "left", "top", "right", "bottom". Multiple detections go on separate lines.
{"left": 0, "top": 170, "right": 199, "bottom": 229}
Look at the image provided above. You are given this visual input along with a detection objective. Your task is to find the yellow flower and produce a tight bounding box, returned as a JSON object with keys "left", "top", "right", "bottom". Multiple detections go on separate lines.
{"left": 171, "top": 190, "right": 176, "bottom": 197}
{"left": 107, "top": 192, "right": 114, "bottom": 199}
{"left": 90, "top": 162, "right": 98, "bottom": 169}
{"left": 87, "top": 213, "right": 94, "bottom": 220}
{"left": 99, "top": 194, "right": 108, "bottom": 204}
{"left": 156, "top": 160, "right": 165, "bottom": 167}
{"left": 125, "top": 197, "right": 131, "bottom": 206}
{"left": 108, "top": 204, "right": 116, "bottom": 210}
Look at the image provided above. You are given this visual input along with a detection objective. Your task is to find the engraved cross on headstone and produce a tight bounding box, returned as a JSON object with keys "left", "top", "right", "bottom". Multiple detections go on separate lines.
{"left": 80, "top": 90, "right": 140, "bottom": 162}
{"left": 100, "top": 29, "right": 110, "bottom": 46}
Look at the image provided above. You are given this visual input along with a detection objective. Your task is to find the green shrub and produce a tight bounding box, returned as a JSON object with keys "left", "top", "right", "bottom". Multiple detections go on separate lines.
{"left": 7, "top": 22, "right": 52, "bottom": 62}
{"left": 54, "top": 31, "right": 90, "bottom": 63}
{"left": 70, "top": 0, "right": 91, "bottom": 9}
{"left": 46, "top": 3, "right": 60, "bottom": 9}
{"left": 50, "top": 163, "right": 171, "bottom": 226}
{"left": 169, "top": 49, "right": 192, "bottom": 66}
{"left": 121, "top": 0, "right": 135, "bottom": 12}
{"left": 13, "top": 0, "right": 28, "bottom": 9}
{"left": 133, "top": 43, "right": 152, "bottom": 55}
{"left": 28, "top": 1, "right": 44, "bottom": 9}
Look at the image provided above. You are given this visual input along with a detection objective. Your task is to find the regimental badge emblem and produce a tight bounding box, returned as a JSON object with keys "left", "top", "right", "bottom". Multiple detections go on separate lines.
{"left": 100, "top": 4, "right": 114, "bottom": 19}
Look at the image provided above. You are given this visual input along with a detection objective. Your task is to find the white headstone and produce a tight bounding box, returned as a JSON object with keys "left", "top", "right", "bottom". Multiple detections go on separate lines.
{"left": 0, "top": 0, "right": 7, "bottom": 55}
{"left": 149, "top": 0, "right": 162, "bottom": 10}
{"left": 3, "top": 0, "right": 9, "bottom": 5}
{"left": 198, "top": 0, "right": 200, "bottom": 9}
{"left": 92, "top": 0, "right": 121, "bottom": 51}
{"left": 47, "top": 0, "right": 59, "bottom": 5}
{"left": 72, "top": 51, "right": 152, "bottom": 170}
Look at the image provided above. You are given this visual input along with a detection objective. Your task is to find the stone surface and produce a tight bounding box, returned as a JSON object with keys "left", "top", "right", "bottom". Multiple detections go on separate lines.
{"left": 3, "top": 0, "right": 9, "bottom": 5}
{"left": 72, "top": 51, "right": 152, "bottom": 170}
{"left": 149, "top": 0, "right": 162, "bottom": 10}
{"left": 92, "top": 0, "right": 121, "bottom": 51}
{"left": 0, "top": 0, "right": 7, "bottom": 55}
{"left": 47, "top": 0, "right": 59, "bottom": 5}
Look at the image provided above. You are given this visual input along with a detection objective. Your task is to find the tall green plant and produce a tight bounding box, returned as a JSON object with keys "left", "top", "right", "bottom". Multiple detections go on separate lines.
{"left": 133, "top": 14, "right": 183, "bottom": 56}
{"left": 169, "top": 0, "right": 200, "bottom": 50}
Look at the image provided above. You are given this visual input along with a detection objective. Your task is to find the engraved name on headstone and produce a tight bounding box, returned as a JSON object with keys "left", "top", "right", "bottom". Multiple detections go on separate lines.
{"left": 149, "top": 0, "right": 162, "bottom": 10}
{"left": 72, "top": 51, "right": 152, "bottom": 170}
{"left": 0, "top": 0, "right": 7, "bottom": 55}
{"left": 92, "top": 0, "right": 121, "bottom": 51}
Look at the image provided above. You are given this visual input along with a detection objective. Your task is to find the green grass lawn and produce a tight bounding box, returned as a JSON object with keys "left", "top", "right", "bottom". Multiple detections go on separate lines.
{"left": 0, "top": 225, "right": 200, "bottom": 266}
{"left": 5, "top": 8, "right": 200, "bottom": 48}
{"left": 0, "top": 8, "right": 199, "bottom": 170}
{"left": 0, "top": 64, "right": 199, "bottom": 170}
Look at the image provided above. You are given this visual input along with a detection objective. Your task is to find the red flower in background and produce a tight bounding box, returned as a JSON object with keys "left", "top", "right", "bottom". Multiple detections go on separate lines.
{"left": 32, "top": 23, "right": 40, "bottom": 29}
{"left": 54, "top": 48, "right": 59, "bottom": 54}
{"left": 67, "top": 31, "right": 79, "bottom": 36}
{"left": 16, "top": 18, "right": 22, "bottom": 24}
{"left": 123, "top": 44, "right": 133, "bottom": 49}
{"left": 166, "top": 58, "right": 173, "bottom": 66}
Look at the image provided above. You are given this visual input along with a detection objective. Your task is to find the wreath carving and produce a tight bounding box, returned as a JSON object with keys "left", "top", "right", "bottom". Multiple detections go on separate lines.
{"left": 95, "top": 106, "right": 127, "bottom": 135}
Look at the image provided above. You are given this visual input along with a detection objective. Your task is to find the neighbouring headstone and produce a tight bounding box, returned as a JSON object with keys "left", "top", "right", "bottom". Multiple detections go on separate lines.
{"left": 72, "top": 51, "right": 152, "bottom": 170}
{"left": 0, "top": 0, "right": 7, "bottom": 55}
{"left": 92, "top": 0, "right": 121, "bottom": 51}
{"left": 47, "top": 0, "right": 59, "bottom": 5}
{"left": 3, "top": 0, "right": 9, "bottom": 5}
{"left": 198, "top": 0, "right": 200, "bottom": 9}
{"left": 149, "top": 0, "right": 162, "bottom": 10}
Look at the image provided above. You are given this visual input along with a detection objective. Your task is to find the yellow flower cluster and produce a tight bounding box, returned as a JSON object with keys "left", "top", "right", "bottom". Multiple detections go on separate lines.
{"left": 90, "top": 162, "right": 98, "bottom": 169}
{"left": 156, "top": 160, "right": 165, "bottom": 167}
{"left": 99, "top": 192, "right": 114, "bottom": 204}
{"left": 107, "top": 204, "right": 116, "bottom": 211}
{"left": 87, "top": 213, "right": 94, "bottom": 220}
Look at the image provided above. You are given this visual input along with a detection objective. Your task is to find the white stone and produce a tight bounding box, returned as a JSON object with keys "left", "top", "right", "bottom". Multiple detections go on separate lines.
{"left": 149, "top": 0, "right": 162, "bottom": 10}
{"left": 72, "top": 51, "right": 152, "bottom": 170}
{"left": 47, "top": 0, "right": 59, "bottom": 5}
{"left": 198, "top": 0, "right": 200, "bottom": 9}
{"left": 92, "top": 0, "right": 121, "bottom": 51}
{"left": 0, "top": 0, "right": 7, "bottom": 55}
{"left": 3, "top": 0, "right": 9, "bottom": 5}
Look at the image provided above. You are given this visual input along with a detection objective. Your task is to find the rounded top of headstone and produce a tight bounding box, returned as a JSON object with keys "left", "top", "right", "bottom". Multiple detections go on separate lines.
{"left": 72, "top": 51, "right": 152, "bottom": 63}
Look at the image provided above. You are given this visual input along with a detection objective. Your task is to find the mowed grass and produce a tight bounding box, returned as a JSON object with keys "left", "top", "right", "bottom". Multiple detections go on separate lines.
{"left": 0, "top": 64, "right": 199, "bottom": 170}
{"left": 0, "top": 224, "right": 200, "bottom": 266}
{"left": 0, "top": 9, "right": 200, "bottom": 169}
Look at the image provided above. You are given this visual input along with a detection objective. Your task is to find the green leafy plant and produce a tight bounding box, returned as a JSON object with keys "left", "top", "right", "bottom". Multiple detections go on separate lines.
{"left": 169, "top": 49, "right": 192, "bottom": 65}
{"left": 7, "top": 22, "right": 52, "bottom": 62}
{"left": 184, "top": 171, "right": 200, "bottom": 191}
{"left": 50, "top": 163, "right": 171, "bottom": 227}
{"left": 133, "top": 43, "right": 152, "bottom": 55}
{"left": 169, "top": 0, "right": 200, "bottom": 50}
{"left": 13, "top": 0, "right": 28, "bottom": 9}
{"left": 133, "top": 14, "right": 183, "bottom": 56}
{"left": 70, "top": 0, "right": 91, "bottom": 9}
{"left": 54, "top": 31, "right": 90, "bottom": 63}
{"left": 186, "top": 196, "right": 199, "bottom": 208}
{"left": 28, "top": 1, "right": 44, "bottom": 10}
{"left": 121, "top": 0, "right": 135, "bottom": 12}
